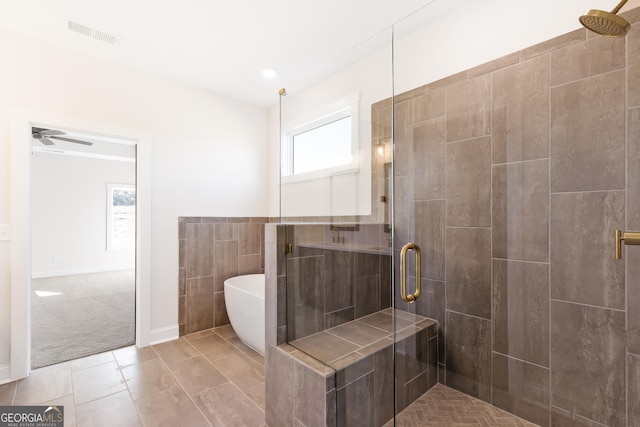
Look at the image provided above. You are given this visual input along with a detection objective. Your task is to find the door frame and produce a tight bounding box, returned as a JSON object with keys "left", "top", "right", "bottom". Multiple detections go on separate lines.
{"left": 10, "top": 109, "right": 152, "bottom": 380}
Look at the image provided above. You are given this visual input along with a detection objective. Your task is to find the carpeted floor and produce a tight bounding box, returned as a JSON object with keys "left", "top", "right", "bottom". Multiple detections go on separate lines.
{"left": 30, "top": 269, "right": 135, "bottom": 369}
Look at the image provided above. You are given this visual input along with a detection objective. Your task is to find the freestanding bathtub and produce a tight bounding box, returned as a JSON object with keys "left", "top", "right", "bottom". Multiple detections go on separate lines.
{"left": 223, "top": 274, "right": 265, "bottom": 355}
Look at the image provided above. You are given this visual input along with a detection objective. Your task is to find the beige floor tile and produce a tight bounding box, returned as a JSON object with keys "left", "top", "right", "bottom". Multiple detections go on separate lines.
{"left": 113, "top": 345, "right": 158, "bottom": 369}
{"left": 41, "top": 394, "right": 76, "bottom": 427}
{"left": 253, "top": 354, "right": 265, "bottom": 365}
{"left": 244, "top": 382, "right": 266, "bottom": 410}
{"left": 168, "top": 355, "right": 228, "bottom": 396}
{"left": 227, "top": 335, "right": 262, "bottom": 359}
{"left": 213, "top": 324, "right": 236, "bottom": 339}
{"left": 184, "top": 329, "right": 215, "bottom": 342}
{"left": 152, "top": 338, "right": 199, "bottom": 365}
{"left": 0, "top": 381, "right": 17, "bottom": 405}
{"left": 72, "top": 361, "right": 126, "bottom": 405}
{"left": 134, "top": 386, "right": 209, "bottom": 427}
{"left": 193, "top": 382, "right": 264, "bottom": 427}
{"left": 189, "top": 333, "right": 236, "bottom": 361}
{"left": 211, "top": 348, "right": 264, "bottom": 391}
{"left": 76, "top": 390, "right": 142, "bottom": 427}
{"left": 70, "top": 351, "right": 115, "bottom": 372}
{"left": 121, "top": 357, "right": 178, "bottom": 401}
{"left": 14, "top": 362, "right": 72, "bottom": 405}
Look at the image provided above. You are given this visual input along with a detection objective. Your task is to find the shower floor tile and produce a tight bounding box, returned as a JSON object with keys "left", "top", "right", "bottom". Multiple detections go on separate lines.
{"left": 389, "top": 383, "right": 540, "bottom": 426}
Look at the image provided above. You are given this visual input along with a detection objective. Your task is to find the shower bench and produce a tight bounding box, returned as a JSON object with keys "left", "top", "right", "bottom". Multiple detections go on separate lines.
{"left": 268, "top": 308, "right": 438, "bottom": 426}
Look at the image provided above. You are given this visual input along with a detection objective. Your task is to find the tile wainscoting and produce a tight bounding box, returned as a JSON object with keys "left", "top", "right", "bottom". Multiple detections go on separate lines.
{"left": 178, "top": 217, "right": 268, "bottom": 335}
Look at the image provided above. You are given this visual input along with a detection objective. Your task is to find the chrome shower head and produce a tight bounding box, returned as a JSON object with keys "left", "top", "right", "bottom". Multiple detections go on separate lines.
{"left": 579, "top": 0, "right": 631, "bottom": 37}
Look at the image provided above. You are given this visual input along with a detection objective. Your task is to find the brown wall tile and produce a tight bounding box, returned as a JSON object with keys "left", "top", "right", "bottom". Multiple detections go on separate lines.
{"left": 185, "top": 223, "right": 213, "bottom": 278}
{"left": 629, "top": 23, "right": 640, "bottom": 107}
{"left": 265, "top": 345, "right": 294, "bottom": 426}
{"left": 550, "top": 300, "right": 626, "bottom": 427}
{"left": 414, "top": 200, "right": 445, "bottom": 281}
{"left": 630, "top": 353, "right": 640, "bottom": 426}
{"left": 445, "top": 137, "right": 491, "bottom": 227}
{"left": 446, "top": 75, "right": 491, "bottom": 142}
{"left": 492, "top": 160, "right": 549, "bottom": 262}
{"left": 551, "top": 406, "right": 609, "bottom": 427}
{"left": 492, "top": 56, "right": 549, "bottom": 164}
{"left": 324, "top": 250, "right": 354, "bottom": 313}
{"left": 238, "top": 254, "right": 261, "bottom": 276}
{"left": 287, "top": 255, "right": 325, "bottom": 341}
{"left": 336, "top": 372, "right": 374, "bottom": 426}
{"left": 213, "top": 240, "right": 239, "bottom": 292}
{"left": 354, "top": 276, "right": 380, "bottom": 318}
{"left": 550, "top": 34, "right": 625, "bottom": 86}
{"left": 492, "top": 353, "right": 550, "bottom": 427}
{"left": 293, "top": 358, "right": 329, "bottom": 427}
{"left": 239, "top": 223, "right": 261, "bottom": 255}
{"left": 413, "top": 118, "right": 446, "bottom": 201}
{"left": 213, "top": 291, "right": 229, "bottom": 326}
{"left": 394, "top": 101, "right": 413, "bottom": 177}
{"left": 629, "top": 108, "right": 640, "bottom": 228}
{"left": 373, "top": 346, "right": 394, "bottom": 426}
{"left": 493, "top": 260, "right": 549, "bottom": 367}
{"left": 411, "top": 90, "right": 445, "bottom": 123}
{"left": 628, "top": 251, "right": 640, "bottom": 354}
{"left": 214, "top": 223, "right": 238, "bottom": 241}
{"left": 445, "top": 311, "right": 491, "bottom": 403}
{"left": 186, "top": 277, "right": 214, "bottom": 333}
{"left": 550, "top": 191, "right": 625, "bottom": 309}
{"left": 446, "top": 227, "right": 491, "bottom": 319}
{"left": 550, "top": 70, "right": 625, "bottom": 192}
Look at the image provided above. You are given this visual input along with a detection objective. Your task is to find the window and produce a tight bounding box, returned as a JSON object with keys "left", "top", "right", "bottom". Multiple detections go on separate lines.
{"left": 106, "top": 183, "right": 135, "bottom": 250}
{"left": 282, "top": 95, "right": 359, "bottom": 181}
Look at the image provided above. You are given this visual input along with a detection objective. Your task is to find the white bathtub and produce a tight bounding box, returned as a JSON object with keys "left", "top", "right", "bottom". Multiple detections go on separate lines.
{"left": 223, "top": 274, "right": 265, "bottom": 355}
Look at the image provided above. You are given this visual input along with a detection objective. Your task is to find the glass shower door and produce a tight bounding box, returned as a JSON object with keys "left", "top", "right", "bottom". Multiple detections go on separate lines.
{"left": 276, "top": 25, "right": 402, "bottom": 426}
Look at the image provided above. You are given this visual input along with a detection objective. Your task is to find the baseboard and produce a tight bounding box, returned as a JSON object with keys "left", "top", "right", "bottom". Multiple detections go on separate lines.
{"left": 31, "top": 265, "right": 135, "bottom": 279}
{"left": 149, "top": 325, "right": 179, "bottom": 346}
{"left": 0, "top": 364, "right": 11, "bottom": 385}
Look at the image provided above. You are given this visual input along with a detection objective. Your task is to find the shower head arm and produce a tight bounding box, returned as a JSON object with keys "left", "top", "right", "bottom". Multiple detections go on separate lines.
{"left": 611, "top": 0, "right": 628, "bottom": 14}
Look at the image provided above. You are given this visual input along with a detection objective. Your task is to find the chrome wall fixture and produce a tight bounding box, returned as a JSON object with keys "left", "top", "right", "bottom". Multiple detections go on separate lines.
{"left": 615, "top": 229, "right": 640, "bottom": 259}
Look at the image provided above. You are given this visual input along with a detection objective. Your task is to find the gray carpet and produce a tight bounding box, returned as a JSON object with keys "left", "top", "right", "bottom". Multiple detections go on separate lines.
{"left": 31, "top": 269, "right": 135, "bottom": 369}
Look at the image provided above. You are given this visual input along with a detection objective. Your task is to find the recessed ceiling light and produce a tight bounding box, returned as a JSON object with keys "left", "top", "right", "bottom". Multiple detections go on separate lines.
{"left": 262, "top": 68, "right": 277, "bottom": 79}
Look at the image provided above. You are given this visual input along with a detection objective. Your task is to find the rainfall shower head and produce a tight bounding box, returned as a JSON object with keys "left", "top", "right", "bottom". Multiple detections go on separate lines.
{"left": 579, "top": 0, "right": 630, "bottom": 37}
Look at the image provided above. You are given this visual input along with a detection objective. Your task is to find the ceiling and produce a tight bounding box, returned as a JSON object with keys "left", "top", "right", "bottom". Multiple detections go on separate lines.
{"left": 0, "top": 0, "right": 480, "bottom": 107}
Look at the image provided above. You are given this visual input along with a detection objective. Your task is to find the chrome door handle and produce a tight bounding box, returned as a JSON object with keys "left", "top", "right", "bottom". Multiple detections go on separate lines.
{"left": 400, "top": 242, "right": 421, "bottom": 303}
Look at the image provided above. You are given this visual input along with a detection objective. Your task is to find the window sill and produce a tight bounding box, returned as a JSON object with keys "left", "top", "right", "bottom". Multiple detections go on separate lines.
{"left": 281, "top": 166, "right": 360, "bottom": 184}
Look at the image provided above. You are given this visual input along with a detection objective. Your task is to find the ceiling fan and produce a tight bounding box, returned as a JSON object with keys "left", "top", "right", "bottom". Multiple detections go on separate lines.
{"left": 32, "top": 127, "right": 93, "bottom": 146}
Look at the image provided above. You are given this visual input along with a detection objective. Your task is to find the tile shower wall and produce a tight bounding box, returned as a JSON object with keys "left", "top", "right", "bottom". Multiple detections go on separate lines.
{"left": 178, "top": 217, "right": 267, "bottom": 335}
{"left": 285, "top": 224, "right": 392, "bottom": 342}
{"left": 373, "top": 9, "right": 640, "bottom": 427}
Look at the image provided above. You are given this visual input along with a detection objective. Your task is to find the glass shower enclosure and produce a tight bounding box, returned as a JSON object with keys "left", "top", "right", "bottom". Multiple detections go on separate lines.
{"left": 271, "top": 18, "right": 438, "bottom": 424}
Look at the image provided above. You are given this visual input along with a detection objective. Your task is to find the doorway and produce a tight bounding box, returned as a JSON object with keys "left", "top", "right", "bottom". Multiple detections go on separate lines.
{"left": 10, "top": 111, "right": 152, "bottom": 381}
{"left": 30, "top": 128, "right": 137, "bottom": 368}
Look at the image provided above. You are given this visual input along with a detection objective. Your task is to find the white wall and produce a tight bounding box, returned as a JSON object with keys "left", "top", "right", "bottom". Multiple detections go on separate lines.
{"left": 30, "top": 153, "right": 135, "bottom": 277}
{"left": 267, "top": 0, "right": 630, "bottom": 216}
{"left": 0, "top": 27, "right": 269, "bottom": 372}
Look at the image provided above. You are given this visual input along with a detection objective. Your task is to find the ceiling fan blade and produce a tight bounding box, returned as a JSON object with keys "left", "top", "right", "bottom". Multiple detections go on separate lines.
{"left": 39, "top": 129, "right": 65, "bottom": 136}
{"left": 32, "top": 127, "right": 65, "bottom": 136}
{"left": 39, "top": 137, "right": 55, "bottom": 146}
{"left": 49, "top": 135, "right": 93, "bottom": 146}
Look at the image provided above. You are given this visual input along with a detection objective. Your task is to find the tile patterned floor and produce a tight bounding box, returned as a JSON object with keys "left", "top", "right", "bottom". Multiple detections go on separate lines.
{"left": 1, "top": 325, "right": 538, "bottom": 427}
{"left": 389, "top": 383, "right": 539, "bottom": 427}
{"left": 0, "top": 324, "right": 266, "bottom": 427}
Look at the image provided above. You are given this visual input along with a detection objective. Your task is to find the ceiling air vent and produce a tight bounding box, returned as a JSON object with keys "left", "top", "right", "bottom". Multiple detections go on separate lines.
{"left": 67, "top": 20, "right": 121, "bottom": 46}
